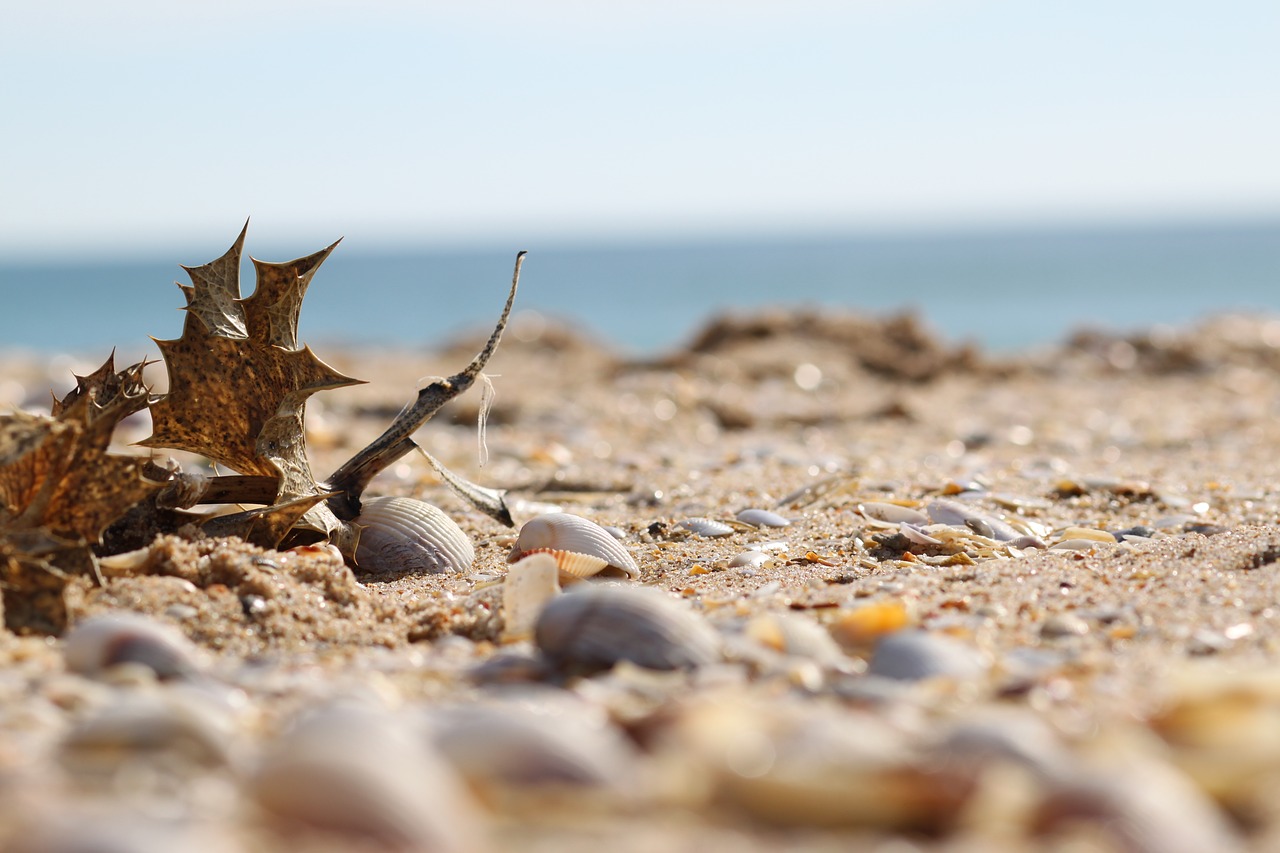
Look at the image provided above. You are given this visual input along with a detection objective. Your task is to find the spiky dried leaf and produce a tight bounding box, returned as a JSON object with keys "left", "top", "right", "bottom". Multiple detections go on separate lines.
{"left": 0, "top": 357, "right": 167, "bottom": 633}
{"left": 141, "top": 227, "right": 362, "bottom": 520}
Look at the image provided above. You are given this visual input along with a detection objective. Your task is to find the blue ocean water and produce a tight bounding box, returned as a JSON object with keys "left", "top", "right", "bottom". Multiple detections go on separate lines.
{"left": 1, "top": 220, "right": 1277, "bottom": 357}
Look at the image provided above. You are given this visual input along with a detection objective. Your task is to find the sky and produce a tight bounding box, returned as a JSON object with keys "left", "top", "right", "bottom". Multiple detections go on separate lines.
{"left": 2, "top": 0, "right": 1278, "bottom": 259}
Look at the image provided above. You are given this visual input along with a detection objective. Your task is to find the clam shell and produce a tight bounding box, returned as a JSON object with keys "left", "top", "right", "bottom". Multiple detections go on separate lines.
{"left": 734, "top": 508, "right": 791, "bottom": 528}
{"left": 511, "top": 513, "right": 639, "bottom": 579}
{"left": 63, "top": 614, "right": 202, "bottom": 680}
{"left": 535, "top": 584, "right": 721, "bottom": 674}
{"left": 424, "top": 699, "right": 640, "bottom": 800}
{"left": 355, "top": 496, "right": 474, "bottom": 574}
{"left": 250, "top": 704, "right": 481, "bottom": 853}
{"left": 59, "top": 691, "right": 235, "bottom": 777}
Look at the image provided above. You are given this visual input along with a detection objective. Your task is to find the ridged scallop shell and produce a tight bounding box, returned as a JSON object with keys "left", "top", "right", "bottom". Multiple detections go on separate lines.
{"left": 536, "top": 584, "right": 721, "bottom": 674}
{"left": 355, "top": 496, "right": 474, "bottom": 574}
{"left": 510, "top": 513, "right": 639, "bottom": 580}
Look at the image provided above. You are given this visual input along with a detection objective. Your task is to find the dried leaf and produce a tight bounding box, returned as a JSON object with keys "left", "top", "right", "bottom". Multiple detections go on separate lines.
{"left": 142, "top": 230, "right": 362, "bottom": 515}
{"left": 0, "top": 356, "right": 167, "bottom": 633}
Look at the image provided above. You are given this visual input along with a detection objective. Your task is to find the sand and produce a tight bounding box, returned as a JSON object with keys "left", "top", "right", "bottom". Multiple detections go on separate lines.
{"left": 5, "top": 308, "right": 1280, "bottom": 850}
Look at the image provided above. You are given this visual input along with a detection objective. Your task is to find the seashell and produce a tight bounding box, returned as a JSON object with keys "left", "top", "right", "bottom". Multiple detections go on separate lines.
{"left": 1049, "top": 538, "right": 1109, "bottom": 551}
{"left": 1055, "top": 526, "right": 1117, "bottom": 543}
{"left": 6, "top": 813, "right": 241, "bottom": 853}
{"left": 59, "top": 690, "right": 235, "bottom": 778}
{"left": 424, "top": 699, "right": 640, "bottom": 802}
{"left": 867, "top": 630, "right": 988, "bottom": 682}
{"left": 831, "top": 600, "right": 913, "bottom": 650}
{"left": 354, "top": 495, "right": 474, "bottom": 574}
{"left": 735, "top": 508, "right": 791, "bottom": 528}
{"left": 665, "top": 699, "right": 970, "bottom": 831}
{"left": 536, "top": 584, "right": 721, "bottom": 674}
{"left": 859, "top": 501, "right": 929, "bottom": 527}
{"left": 677, "top": 517, "right": 735, "bottom": 537}
{"left": 926, "top": 499, "right": 1021, "bottom": 541}
{"left": 510, "top": 513, "right": 639, "bottom": 580}
{"left": 250, "top": 703, "right": 481, "bottom": 853}
{"left": 744, "top": 613, "right": 850, "bottom": 671}
{"left": 501, "top": 552, "right": 561, "bottom": 643}
{"left": 63, "top": 613, "right": 202, "bottom": 680}
{"left": 898, "top": 523, "right": 943, "bottom": 546}
{"left": 728, "top": 550, "right": 771, "bottom": 569}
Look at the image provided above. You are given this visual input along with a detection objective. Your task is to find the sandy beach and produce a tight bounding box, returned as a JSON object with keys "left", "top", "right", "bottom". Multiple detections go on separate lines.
{"left": 5, "top": 307, "right": 1280, "bottom": 851}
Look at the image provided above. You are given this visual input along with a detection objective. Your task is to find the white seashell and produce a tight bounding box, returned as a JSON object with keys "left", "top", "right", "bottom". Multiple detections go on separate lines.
{"left": 250, "top": 703, "right": 481, "bottom": 853}
{"left": 859, "top": 501, "right": 929, "bottom": 526}
{"left": 424, "top": 700, "right": 640, "bottom": 800}
{"left": 63, "top": 613, "right": 202, "bottom": 680}
{"left": 6, "top": 813, "right": 241, "bottom": 853}
{"left": 868, "top": 630, "right": 989, "bottom": 682}
{"left": 926, "top": 498, "right": 1021, "bottom": 541}
{"left": 501, "top": 553, "right": 561, "bottom": 643}
{"left": 744, "top": 613, "right": 850, "bottom": 670}
{"left": 511, "top": 513, "right": 639, "bottom": 579}
{"left": 735, "top": 508, "right": 791, "bottom": 528}
{"left": 897, "top": 523, "right": 943, "bottom": 546}
{"left": 59, "top": 691, "right": 235, "bottom": 777}
{"left": 728, "top": 550, "right": 771, "bottom": 569}
{"left": 354, "top": 496, "right": 474, "bottom": 574}
{"left": 677, "top": 517, "right": 735, "bottom": 537}
{"left": 536, "top": 584, "right": 721, "bottom": 673}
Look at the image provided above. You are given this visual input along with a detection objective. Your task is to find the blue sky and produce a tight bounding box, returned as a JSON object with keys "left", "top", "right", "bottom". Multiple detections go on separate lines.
{"left": 2, "top": 0, "right": 1278, "bottom": 259}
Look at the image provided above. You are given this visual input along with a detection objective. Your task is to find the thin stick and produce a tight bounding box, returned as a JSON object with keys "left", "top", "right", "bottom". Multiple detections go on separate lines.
{"left": 325, "top": 251, "right": 525, "bottom": 519}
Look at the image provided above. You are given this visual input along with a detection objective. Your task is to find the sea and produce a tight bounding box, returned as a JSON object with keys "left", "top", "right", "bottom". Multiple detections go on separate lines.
{"left": 1, "top": 219, "right": 1277, "bottom": 358}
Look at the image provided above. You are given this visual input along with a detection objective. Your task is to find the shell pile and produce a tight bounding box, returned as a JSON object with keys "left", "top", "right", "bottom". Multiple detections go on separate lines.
{"left": 12, "top": 313, "right": 1280, "bottom": 851}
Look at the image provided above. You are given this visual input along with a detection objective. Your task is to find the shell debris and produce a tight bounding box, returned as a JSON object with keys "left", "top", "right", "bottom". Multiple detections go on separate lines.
{"left": 501, "top": 552, "right": 561, "bottom": 643}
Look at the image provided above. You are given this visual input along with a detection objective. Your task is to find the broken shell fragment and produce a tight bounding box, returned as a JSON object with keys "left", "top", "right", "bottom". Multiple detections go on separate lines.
{"left": 62, "top": 613, "right": 202, "bottom": 680}
{"left": 728, "top": 550, "right": 772, "bottom": 569}
{"left": 510, "top": 513, "right": 640, "bottom": 580}
{"left": 501, "top": 553, "right": 561, "bottom": 643}
{"left": 926, "top": 499, "right": 1021, "bottom": 541}
{"left": 535, "top": 584, "right": 721, "bottom": 674}
{"left": 354, "top": 495, "right": 474, "bottom": 574}
{"left": 859, "top": 501, "right": 929, "bottom": 527}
